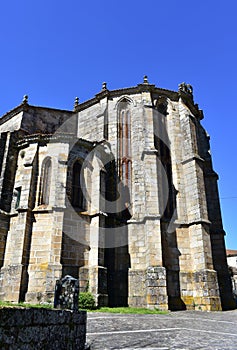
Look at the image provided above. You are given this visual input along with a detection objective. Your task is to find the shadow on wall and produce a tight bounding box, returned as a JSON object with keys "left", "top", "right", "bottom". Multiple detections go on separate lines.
{"left": 61, "top": 141, "right": 131, "bottom": 307}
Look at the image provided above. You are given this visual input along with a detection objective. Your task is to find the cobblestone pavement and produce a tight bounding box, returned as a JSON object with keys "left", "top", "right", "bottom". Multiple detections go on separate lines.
{"left": 86, "top": 310, "right": 237, "bottom": 350}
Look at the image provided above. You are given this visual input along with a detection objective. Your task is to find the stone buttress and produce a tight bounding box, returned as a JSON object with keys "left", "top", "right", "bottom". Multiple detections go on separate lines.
{"left": 0, "top": 80, "right": 235, "bottom": 310}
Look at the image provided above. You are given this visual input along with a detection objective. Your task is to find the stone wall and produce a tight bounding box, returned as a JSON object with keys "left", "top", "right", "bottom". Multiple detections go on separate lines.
{"left": 0, "top": 307, "right": 87, "bottom": 350}
{"left": 0, "top": 80, "right": 235, "bottom": 311}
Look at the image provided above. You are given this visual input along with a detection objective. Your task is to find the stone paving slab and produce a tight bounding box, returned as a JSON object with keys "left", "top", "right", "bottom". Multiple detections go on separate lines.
{"left": 86, "top": 310, "right": 237, "bottom": 349}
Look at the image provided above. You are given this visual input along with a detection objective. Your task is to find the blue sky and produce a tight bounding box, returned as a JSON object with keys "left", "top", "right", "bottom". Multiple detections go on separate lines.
{"left": 0, "top": 1, "right": 236, "bottom": 249}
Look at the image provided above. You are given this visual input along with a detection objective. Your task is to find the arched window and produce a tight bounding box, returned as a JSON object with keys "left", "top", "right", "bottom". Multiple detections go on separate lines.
{"left": 71, "top": 161, "right": 85, "bottom": 209}
{"left": 118, "top": 103, "right": 132, "bottom": 191}
{"left": 39, "top": 158, "right": 52, "bottom": 205}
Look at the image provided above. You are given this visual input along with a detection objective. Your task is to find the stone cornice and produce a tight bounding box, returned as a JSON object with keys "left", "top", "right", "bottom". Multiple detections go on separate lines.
{"left": 74, "top": 84, "right": 203, "bottom": 120}
{"left": 0, "top": 103, "right": 26, "bottom": 125}
{"left": 0, "top": 104, "right": 74, "bottom": 126}
{"left": 15, "top": 133, "right": 96, "bottom": 149}
{"left": 75, "top": 84, "right": 181, "bottom": 112}
{"left": 0, "top": 209, "right": 10, "bottom": 216}
{"left": 128, "top": 215, "right": 162, "bottom": 224}
{"left": 174, "top": 218, "right": 211, "bottom": 227}
{"left": 0, "top": 83, "right": 203, "bottom": 126}
{"left": 141, "top": 148, "right": 159, "bottom": 160}
{"left": 181, "top": 154, "right": 205, "bottom": 165}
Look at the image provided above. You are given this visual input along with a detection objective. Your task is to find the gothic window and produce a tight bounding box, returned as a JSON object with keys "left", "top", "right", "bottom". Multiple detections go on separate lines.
{"left": 12, "top": 186, "right": 21, "bottom": 210}
{"left": 118, "top": 104, "right": 132, "bottom": 191}
{"left": 39, "top": 157, "right": 52, "bottom": 205}
{"left": 71, "top": 161, "right": 85, "bottom": 209}
{"left": 15, "top": 187, "right": 21, "bottom": 209}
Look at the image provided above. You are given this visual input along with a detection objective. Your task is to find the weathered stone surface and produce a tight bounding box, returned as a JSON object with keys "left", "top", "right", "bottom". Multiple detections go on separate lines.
{"left": 54, "top": 275, "right": 79, "bottom": 311}
{"left": 0, "top": 80, "right": 235, "bottom": 311}
{"left": 0, "top": 307, "right": 87, "bottom": 350}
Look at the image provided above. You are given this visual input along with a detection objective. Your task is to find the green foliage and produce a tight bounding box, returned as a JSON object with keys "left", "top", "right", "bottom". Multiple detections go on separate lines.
{"left": 79, "top": 292, "right": 96, "bottom": 310}
{"left": 92, "top": 307, "right": 168, "bottom": 314}
{"left": 0, "top": 301, "right": 13, "bottom": 308}
{"left": 0, "top": 300, "right": 53, "bottom": 309}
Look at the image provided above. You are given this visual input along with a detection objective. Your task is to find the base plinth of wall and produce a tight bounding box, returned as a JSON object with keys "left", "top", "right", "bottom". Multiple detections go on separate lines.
{"left": 129, "top": 267, "right": 169, "bottom": 310}
{"left": 180, "top": 269, "right": 222, "bottom": 311}
{"left": 146, "top": 266, "right": 168, "bottom": 310}
{"left": 168, "top": 296, "right": 187, "bottom": 311}
{"left": 0, "top": 264, "right": 24, "bottom": 302}
{"left": 128, "top": 269, "right": 147, "bottom": 307}
{"left": 79, "top": 265, "right": 108, "bottom": 307}
{"left": 217, "top": 271, "right": 236, "bottom": 310}
{"left": 25, "top": 263, "right": 62, "bottom": 304}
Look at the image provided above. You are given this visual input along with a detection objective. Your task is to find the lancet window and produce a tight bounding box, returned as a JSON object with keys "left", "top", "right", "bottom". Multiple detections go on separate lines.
{"left": 38, "top": 157, "right": 52, "bottom": 205}
{"left": 118, "top": 102, "right": 132, "bottom": 192}
{"left": 71, "top": 161, "right": 85, "bottom": 210}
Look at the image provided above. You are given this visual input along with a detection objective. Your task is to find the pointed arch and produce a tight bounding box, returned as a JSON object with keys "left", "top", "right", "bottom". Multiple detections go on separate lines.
{"left": 115, "top": 95, "right": 135, "bottom": 109}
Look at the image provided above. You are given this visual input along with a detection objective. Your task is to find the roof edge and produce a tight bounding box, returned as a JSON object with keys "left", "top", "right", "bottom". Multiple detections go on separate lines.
{"left": 0, "top": 103, "right": 74, "bottom": 126}
{"left": 75, "top": 84, "right": 179, "bottom": 112}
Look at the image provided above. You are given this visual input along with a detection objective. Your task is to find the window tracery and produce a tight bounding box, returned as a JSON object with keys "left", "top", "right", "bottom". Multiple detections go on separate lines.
{"left": 118, "top": 101, "right": 132, "bottom": 192}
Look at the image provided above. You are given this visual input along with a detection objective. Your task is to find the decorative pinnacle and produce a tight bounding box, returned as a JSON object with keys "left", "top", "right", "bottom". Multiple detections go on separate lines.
{"left": 22, "top": 95, "right": 28, "bottom": 104}
{"left": 74, "top": 97, "right": 79, "bottom": 110}
{"left": 102, "top": 82, "right": 107, "bottom": 90}
{"left": 178, "top": 82, "right": 193, "bottom": 95}
{"left": 143, "top": 75, "right": 149, "bottom": 84}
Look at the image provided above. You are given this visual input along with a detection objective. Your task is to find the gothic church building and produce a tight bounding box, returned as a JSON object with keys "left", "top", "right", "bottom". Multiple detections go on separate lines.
{"left": 0, "top": 78, "right": 235, "bottom": 310}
